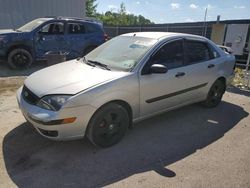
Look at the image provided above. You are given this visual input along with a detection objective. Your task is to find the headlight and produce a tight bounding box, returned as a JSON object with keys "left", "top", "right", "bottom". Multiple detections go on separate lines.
{"left": 37, "top": 95, "right": 72, "bottom": 111}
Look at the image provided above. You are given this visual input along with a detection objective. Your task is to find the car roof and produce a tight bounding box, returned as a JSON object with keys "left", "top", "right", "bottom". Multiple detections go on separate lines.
{"left": 44, "top": 16, "right": 102, "bottom": 25}
{"left": 121, "top": 32, "right": 206, "bottom": 41}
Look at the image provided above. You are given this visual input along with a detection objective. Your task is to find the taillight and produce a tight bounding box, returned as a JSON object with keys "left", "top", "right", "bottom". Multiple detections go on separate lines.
{"left": 104, "top": 33, "right": 109, "bottom": 41}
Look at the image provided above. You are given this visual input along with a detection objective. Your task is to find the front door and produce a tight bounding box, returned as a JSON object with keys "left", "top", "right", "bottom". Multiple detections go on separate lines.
{"left": 35, "top": 21, "right": 67, "bottom": 58}
{"left": 139, "top": 39, "right": 208, "bottom": 117}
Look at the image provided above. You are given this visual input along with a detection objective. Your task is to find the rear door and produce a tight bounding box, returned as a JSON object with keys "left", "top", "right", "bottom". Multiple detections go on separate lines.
{"left": 183, "top": 38, "right": 220, "bottom": 97}
{"left": 65, "top": 21, "right": 89, "bottom": 59}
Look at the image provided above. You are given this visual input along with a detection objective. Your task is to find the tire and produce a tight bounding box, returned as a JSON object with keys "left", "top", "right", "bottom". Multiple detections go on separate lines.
{"left": 87, "top": 103, "right": 129, "bottom": 147}
{"left": 203, "top": 79, "right": 226, "bottom": 108}
{"left": 8, "top": 48, "right": 33, "bottom": 69}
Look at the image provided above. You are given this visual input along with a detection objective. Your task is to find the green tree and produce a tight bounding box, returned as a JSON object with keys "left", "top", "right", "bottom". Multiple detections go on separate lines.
{"left": 118, "top": 2, "right": 128, "bottom": 25}
{"left": 95, "top": 2, "right": 153, "bottom": 26}
{"left": 86, "top": 0, "right": 98, "bottom": 17}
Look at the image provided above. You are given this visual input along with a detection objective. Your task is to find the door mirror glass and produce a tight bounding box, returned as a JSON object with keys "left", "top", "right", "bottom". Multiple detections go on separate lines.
{"left": 149, "top": 64, "right": 167, "bottom": 74}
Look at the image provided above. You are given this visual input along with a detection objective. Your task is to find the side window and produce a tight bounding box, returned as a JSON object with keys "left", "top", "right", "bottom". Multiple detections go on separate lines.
{"left": 185, "top": 40, "right": 212, "bottom": 64}
{"left": 68, "top": 23, "right": 86, "bottom": 34}
{"left": 86, "top": 23, "right": 100, "bottom": 33}
{"left": 40, "top": 22, "right": 64, "bottom": 35}
{"left": 151, "top": 40, "right": 184, "bottom": 69}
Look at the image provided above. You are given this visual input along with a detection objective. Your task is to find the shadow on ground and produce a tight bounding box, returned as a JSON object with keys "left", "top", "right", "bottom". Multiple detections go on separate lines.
{"left": 227, "top": 86, "right": 250, "bottom": 97}
{"left": 0, "top": 60, "right": 47, "bottom": 77}
{"left": 3, "top": 101, "right": 248, "bottom": 187}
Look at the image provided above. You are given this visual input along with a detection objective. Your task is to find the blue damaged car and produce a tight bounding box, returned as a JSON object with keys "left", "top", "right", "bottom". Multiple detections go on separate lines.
{"left": 0, "top": 17, "right": 108, "bottom": 69}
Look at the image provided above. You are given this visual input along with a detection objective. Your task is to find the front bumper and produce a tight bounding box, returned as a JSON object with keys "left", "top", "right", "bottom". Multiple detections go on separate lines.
{"left": 16, "top": 87, "right": 96, "bottom": 140}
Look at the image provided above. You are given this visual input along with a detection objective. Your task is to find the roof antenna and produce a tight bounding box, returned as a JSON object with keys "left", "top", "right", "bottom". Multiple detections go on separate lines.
{"left": 133, "top": 33, "right": 136, "bottom": 36}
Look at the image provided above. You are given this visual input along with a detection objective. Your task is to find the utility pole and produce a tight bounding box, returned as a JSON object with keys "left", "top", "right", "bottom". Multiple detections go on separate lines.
{"left": 203, "top": 7, "right": 208, "bottom": 37}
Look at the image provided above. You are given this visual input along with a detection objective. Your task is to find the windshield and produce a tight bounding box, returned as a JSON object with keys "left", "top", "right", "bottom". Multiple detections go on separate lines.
{"left": 18, "top": 18, "right": 53, "bottom": 32}
{"left": 85, "top": 36, "right": 158, "bottom": 71}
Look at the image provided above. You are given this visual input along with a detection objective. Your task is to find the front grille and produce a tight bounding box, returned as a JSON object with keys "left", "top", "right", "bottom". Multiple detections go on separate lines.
{"left": 22, "top": 86, "right": 40, "bottom": 105}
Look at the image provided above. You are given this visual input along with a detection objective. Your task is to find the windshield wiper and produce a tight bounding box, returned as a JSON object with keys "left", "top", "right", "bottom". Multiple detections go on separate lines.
{"left": 87, "top": 59, "right": 111, "bottom": 70}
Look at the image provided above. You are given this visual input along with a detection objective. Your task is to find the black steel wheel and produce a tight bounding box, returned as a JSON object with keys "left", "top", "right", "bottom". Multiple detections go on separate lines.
{"left": 87, "top": 103, "right": 129, "bottom": 147}
{"left": 203, "top": 80, "right": 226, "bottom": 108}
{"left": 8, "top": 48, "right": 33, "bottom": 69}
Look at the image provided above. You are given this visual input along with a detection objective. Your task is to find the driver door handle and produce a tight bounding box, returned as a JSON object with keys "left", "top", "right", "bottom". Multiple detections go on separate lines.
{"left": 175, "top": 72, "right": 185, "bottom": 78}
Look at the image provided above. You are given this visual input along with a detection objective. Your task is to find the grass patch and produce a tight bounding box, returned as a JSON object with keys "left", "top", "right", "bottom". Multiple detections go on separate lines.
{"left": 231, "top": 68, "right": 250, "bottom": 89}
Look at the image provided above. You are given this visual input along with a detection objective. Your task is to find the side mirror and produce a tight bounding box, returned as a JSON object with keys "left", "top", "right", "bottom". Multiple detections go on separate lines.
{"left": 149, "top": 64, "right": 167, "bottom": 74}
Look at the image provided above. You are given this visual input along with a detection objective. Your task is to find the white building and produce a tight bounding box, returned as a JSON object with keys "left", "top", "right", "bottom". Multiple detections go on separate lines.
{"left": 0, "top": 0, "right": 86, "bottom": 29}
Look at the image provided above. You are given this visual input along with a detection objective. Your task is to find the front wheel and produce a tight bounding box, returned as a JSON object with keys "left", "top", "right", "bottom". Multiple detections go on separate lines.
{"left": 203, "top": 80, "right": 226, "bottom": 108}
{"left": 87, "top": 103, "right": 129, "bottom": 147}
{"left": 7, "top": 48, "right": 33, "bottom": 69}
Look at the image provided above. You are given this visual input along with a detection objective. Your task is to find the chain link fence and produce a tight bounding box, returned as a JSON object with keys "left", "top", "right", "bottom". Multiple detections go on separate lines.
{"left": 104, "top": 24, "right": 212, "bottom": 39}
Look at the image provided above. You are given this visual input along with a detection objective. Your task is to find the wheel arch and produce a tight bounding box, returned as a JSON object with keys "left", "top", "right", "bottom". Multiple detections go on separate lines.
{"left": 217, "top": 76, "right": 226, "bottom": 84}
{"left": 7, "top": 44, "right": 34, "bottom": 57}
{"left": 217, "top": 76, "right": 226, "bottom": 91}
{"left": 110, "top": 100, "right": 133, "bottom": 128}
{"left": 85, "top": 99, "right": 133, "bottom": 136}
{"left": 95, "top": 100, "right": 133, "bottom": 128}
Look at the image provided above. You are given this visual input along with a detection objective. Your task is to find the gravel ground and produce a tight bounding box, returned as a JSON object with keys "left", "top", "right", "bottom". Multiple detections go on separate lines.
{"left": 0, "top": 75, "right": 249, "bottom": 188}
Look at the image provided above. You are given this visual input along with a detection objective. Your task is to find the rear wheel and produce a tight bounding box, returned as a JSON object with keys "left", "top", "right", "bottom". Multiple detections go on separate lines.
{"left": 87, "top": 103, "right": 129, "bottom": 147}
{"left": 203, "top": 80, "right": 226, "bottom": 108}
{"left": 7, "top": 48, "right": 33, "bottom": 69}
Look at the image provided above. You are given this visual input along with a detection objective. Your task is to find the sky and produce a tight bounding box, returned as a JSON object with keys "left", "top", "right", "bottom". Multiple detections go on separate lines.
{"left": 96, "top": 0, "right": 250, "bottom": 23}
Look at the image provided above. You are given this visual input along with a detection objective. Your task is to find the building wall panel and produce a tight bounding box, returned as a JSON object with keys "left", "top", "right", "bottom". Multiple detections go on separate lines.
{"left": 0, "top": 0, "right": 86, "bottom": 29}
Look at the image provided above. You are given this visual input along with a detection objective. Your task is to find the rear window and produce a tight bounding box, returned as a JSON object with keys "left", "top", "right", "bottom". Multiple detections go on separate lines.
{"left": 86, "top": 23, "right": 101, "bottom": 33}
{"left": 185, "top": 40, "right": 212, "bottom": 64}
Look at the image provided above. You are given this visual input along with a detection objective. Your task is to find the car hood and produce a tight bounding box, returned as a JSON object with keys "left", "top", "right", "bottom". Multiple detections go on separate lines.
{"left": 0, "top": 29, "right": 17, "bottom": 34}
{"left": 24, "top": 60, "right": 129, "bottom": 97}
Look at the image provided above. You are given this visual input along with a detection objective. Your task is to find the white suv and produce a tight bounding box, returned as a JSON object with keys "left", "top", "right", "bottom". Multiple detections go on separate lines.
{"left": 17, "top": 32, "right": 235, "bottom": 147}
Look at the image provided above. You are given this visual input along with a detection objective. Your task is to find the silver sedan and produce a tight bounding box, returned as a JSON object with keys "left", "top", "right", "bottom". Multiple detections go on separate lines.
{"left": 17, "top": 32, "right": 235, "bottom": 147}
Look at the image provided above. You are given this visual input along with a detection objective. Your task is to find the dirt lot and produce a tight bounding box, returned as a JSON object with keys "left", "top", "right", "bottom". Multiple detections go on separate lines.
{"left": 0, "top": 63, "right": 250, "bottom": 188}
